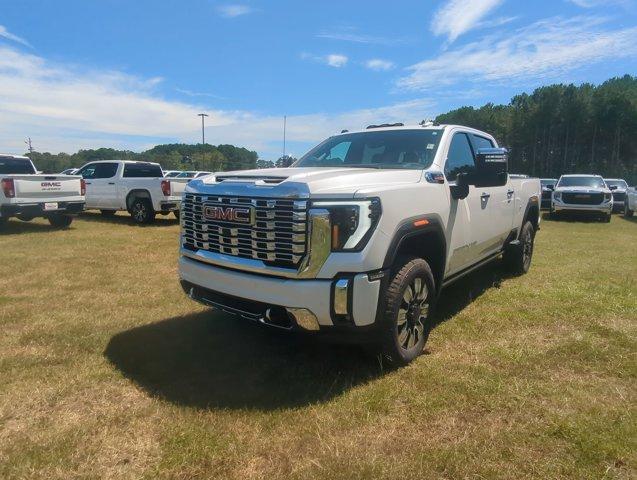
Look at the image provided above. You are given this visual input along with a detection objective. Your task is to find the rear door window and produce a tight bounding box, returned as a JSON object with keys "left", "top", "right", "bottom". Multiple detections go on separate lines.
{"left": 123, "top": 163, "right": 163, "bottom": 178}
{"left": 472, "top": 135, "right": 494, "bottom": 150}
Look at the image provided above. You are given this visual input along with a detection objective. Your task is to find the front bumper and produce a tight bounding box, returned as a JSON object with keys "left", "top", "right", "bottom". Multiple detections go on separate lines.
{"left": 0, "top": 201, "right": 85, "bottom": 218}
{"left": 179, "top": 255, "right": 382, "bottom": 329}
{"left": 552, "top": 199, "right": 612, "bottom": 215}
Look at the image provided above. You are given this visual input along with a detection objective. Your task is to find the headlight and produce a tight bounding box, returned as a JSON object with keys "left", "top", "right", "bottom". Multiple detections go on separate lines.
{"left": 553, "top": 192, "right": 562, "bottom": 201}
{"left": 604, "top": 193, "right": 612, "bottom": 202}
{"left": 312, "top": 199, "right": 381, "bottom": 251}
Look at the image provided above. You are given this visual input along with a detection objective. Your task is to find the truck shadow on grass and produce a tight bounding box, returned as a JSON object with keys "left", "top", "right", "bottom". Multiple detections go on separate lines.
{"left": 105, "top": 262, "right": 510, "bottom": 411}
{"left": 78, "top": 211, "right": 179, "bottom": 226}
{"left": 0, "top": 219, "right": 74, "bottom": 235}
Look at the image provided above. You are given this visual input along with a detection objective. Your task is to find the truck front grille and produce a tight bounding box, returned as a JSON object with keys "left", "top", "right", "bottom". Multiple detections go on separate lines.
{"left": 181, "top": 193, "right": 308, "bottom": 268}
{"left": 562, "top": 192, "right": 604, "bottom": 205}
{"left": 612, "top": 192, "right": 625, "bottom": 202}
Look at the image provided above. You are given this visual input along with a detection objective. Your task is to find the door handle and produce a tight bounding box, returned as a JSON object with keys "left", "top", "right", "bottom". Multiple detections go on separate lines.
{"left": 108, "top": 182, "right": 115, "bottom": 185}
{"left": 480, "top": 193, "right": 491, "bottom": 199}
{"left": 507, "top": 189, "right": 514, "bottom": 196}
{"left": 85, "top": 182, "right": 92, "bottom": 185}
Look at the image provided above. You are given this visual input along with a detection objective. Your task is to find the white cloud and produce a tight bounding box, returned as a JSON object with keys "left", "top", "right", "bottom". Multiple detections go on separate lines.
{"left": 365, "top": 59, "right": 395, "bottom": 71}
{"left": 0, "top": 25, "right": 31, "bottom": 47}
{"left": 316, "top": 27, "right": 405, "bottom": 45}
{"left": 0, "top": 45, "right": 433, "bottom": 159}
{"left": 301, "top": 52, "right": 349, "bottom": 68}
{"left": 176, "top": 88, "right": 225, "bottom": 100}
{"left": 567, "top": 0, "right": 629, "bottom": 7}
{"left": 431, "top": 0, "right": 504, "bottom": 43}
{"left": 217, "top": 4, "right": 254, "bottom": 18}
{"left": 399, "top": 16, "right": 637, "bottom": 91}
{"left": 326, "top": 54, "right": 348, "bottom": 68}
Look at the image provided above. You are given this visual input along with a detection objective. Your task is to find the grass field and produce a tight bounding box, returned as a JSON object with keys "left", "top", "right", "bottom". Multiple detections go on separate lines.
{"left": 0, "top": 211, "right": 635, "bottom": 479}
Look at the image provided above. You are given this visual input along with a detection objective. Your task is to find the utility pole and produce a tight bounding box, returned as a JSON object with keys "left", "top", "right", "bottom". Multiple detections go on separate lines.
{"left": 283, "top": 115, "right": 287, "bottom": 157}
{"left": 25, "top": 137, "right": 34, "bottom": 156}
{"left": 197, "top": 113, "right": 208, "bottom": 144}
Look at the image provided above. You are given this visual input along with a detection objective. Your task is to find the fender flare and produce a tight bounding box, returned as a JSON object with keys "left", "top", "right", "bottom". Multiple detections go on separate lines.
{"left": 126, "top": 189, "right": 153, "bottom": 211}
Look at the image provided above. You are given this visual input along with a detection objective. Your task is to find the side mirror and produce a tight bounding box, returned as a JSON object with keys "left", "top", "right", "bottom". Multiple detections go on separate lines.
{"left": 546, "top": 184, "right": 555, "bottom": 191}
{"left": 450, "top": 173, "right": 470, "bottom": 200}
{"left": 474, "top": 148, "right": 508, "bottom": 188}
{"left": 609, "top": 185, "right": 617, "bottom": 191}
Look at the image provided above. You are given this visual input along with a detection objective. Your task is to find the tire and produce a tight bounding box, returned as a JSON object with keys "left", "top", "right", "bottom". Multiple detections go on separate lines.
{"left": 504, "top": 220, "right": 535, "bottom": 275}
{"left": 380, "top": 256, "right": 435, "bottom": 366}
{"left": 48, "top": 214, "right": 73, "bottom": 228}
{"left": 129, "top": 198, "right": 155, "bottom": 224}
{"left": 624, "top": 202, "right": 634, "bottom": 218}
{"left": 100, "top": 210, "right": 116, "bottom": 217}
{"left": 604, "top": 213, "right": 611, "bottom": 223}
{"left": 0, "top": 217, "right": 8, "bottom": 229}
{"left": 173, "top": 210, "right": 180, "bottom": 220}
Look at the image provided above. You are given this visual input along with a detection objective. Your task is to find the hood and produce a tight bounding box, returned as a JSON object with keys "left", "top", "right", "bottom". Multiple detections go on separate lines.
{"left": 554, "top": 186, "right": 610, "bottom": 194}
{"left": 193, "top": 167, "right": 423, "bottom": 197}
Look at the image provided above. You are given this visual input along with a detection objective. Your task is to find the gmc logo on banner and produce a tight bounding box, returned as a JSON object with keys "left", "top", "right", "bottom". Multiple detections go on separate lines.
{"left": 203, "top": 204, "right": 254, "bottom": 224}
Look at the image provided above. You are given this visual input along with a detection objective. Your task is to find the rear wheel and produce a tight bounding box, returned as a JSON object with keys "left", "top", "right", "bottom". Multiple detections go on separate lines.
{"left": 130, "top": 198, "right": 155, "bottom": 224}
{"left": 173, "top": 210, "right": 180, "bottom": 220}
{"left": 624, "top": 201, "right": 634, "bottom": 218}
{"left": 380, "top": 256, "right": 435, "bottom": 366}
{"left": 48, "top": 214, "right": 73, "bottom": 228}
{"left": 100, "top": 209, "right": 116, "bottom": 217}
{"left": 504, "top": 220, "right": 535, "bottom": 275}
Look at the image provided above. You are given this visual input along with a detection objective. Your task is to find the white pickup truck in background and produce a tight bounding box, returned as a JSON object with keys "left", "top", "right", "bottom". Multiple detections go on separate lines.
{"left": 1, "top": 154, "right": 85, "bottom": 229}
{"left": 76, "top": 160, "right": 189, "bottom": 223}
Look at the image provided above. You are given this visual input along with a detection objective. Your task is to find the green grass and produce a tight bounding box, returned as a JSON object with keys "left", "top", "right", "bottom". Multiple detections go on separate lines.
{"left": 0, "top": 211, "right": 635, "bottom": 479}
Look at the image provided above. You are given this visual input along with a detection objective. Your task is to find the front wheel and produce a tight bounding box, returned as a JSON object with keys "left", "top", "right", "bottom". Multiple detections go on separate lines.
{"left": 504, "top": 220, "right": 535, "bottom": 275}
{"left": 603, "top": 213, "right": 611, "bottom": 223}
{"left": 624, "top": 202, "right": 634, "bottom": 218}
{"left": 380, "top": 256, "right": 435, "bottom": 366}
{"left": 173, "top": 210, "right": 180, "bottom": 220}
{"left": 0, "top": 217, "right": 8, "bottom": 229}
{"left": 130, "top": 198, "right": 155, "bottom": 224}
{"left": 48, "top": 214, "right": 73, "bottom": 228}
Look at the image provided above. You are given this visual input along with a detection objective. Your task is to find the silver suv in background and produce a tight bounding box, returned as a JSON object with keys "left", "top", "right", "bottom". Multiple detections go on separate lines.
{"left": 604, "top": 178, "right": 629, "bottom": 213}
{"left": 550, "top": 174, "right": 612, "bottom": 222}
{"left": 540, "top": 178, "right": 557, "bottom": 209}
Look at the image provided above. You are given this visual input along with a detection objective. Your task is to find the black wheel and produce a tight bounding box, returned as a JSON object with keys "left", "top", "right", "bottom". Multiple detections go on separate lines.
{"left": 624, "top": 202, "right": 634, "bottom": 218}
{"left": 100, "top": 210, "right": 116, "bottom": 217}
{"left": 173, "top": 210, "right": 180, "bottom": 220}
{"left": 504, "top": 220, "right": 535, "bottom": 275}
{"left": 130, "top": 198, "right": 155, "bottom": 224}
{"left": 48, "top": 214, "right": 73, "bottom": 228}
{"left": 380, "top": 256, "right": 435, "bottom": 366}
{"left": 604, "top": 213, "right": 611, "bottom": 223}
{"left": 0, "top": 217, "right": 8, "bottom": 229}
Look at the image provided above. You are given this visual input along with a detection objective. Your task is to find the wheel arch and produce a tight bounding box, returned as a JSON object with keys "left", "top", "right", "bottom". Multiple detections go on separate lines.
{"left": 126, "top": 189, "right": 152, "bottom": 211}
{"left": 383, "top": 214, "right": 447, "bottom": 293}
{"left": 520, "top": 195, "right": 540, "bottom": 235}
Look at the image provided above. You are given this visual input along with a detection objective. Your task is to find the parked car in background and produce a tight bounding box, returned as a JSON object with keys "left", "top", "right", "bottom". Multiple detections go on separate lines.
{"left": 624, "top": 186, "right": 636, "bottom": 217}
{"left": 179, "top": 123, "right": 541, "bottom": 365}
{"left": 60, "top": 168, "right": 79, "bottom": 175}
{"left": 76, "top": 160, "right": 188, "bottom": 223}
{"left": 1, "top": 154, "right": 85, "bottom": 228}
{"left": 551, "top": 174, "right": 612, "bottom": 222}
{"left": 176, "top": 171, "right": 213, "bottom": 179}
{"left": 163, "top": 170, "right": 181, "bottom": 177}
{"left": 604, "top": 178, "right": 629, "bottom": 213}
{"left": 540, "top": 178, "right": 557, "bottom": 209}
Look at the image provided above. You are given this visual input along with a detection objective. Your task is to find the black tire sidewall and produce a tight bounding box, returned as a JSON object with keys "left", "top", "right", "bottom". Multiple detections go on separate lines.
{"left": 381, "top": 257, "right": 435, "bottom": 365}
{"left": 48, "top": 214, "right": 73, "bottom": 228}
{"left": 131, "top": 199, "right": 154, "bottom": 224}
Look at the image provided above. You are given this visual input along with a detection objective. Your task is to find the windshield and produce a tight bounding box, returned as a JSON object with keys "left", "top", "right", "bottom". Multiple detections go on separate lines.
{"left": 177, "top": 172, "right": 196, "bottom": 178}
{"left": 540, "top": 179, "right": 556, "bottom": 186}
{"left": 605, "top": 179, "right": 627, "bottom": 189}
{"left": 0, "top": 156, "right": 36, "bottom": 174}
{"left": 557, "top": 176, "right": 606, "bottom": 188}
{"left": 295, "top": 129, "right": 443, "bottom": 169}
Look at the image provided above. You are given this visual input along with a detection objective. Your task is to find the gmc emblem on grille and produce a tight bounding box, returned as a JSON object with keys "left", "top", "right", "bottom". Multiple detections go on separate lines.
{"left": 203, "top": 204, "right": 254, "bottom": 224}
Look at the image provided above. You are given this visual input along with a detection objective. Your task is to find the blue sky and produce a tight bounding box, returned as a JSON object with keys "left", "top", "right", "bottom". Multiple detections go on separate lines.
{"left": 0, "top": 0, "right": 636, "bottom": 159}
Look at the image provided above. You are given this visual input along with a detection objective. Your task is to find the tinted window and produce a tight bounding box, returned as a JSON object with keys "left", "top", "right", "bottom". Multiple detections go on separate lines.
{"left": 605, "top": 179, "right": 627, "bottom": 189}
{"left": 445, "top": 133, "right": 475, "bottom": 182}
{"left": 0, "top": 156, "right": 36, "bottom": 174}
{"left": 540, "top": 179, "right": 556, "bottom": 186}
{"left": 557, "top": 176, "right": 605, "bottom": 188}
{"left": 123, "top": 163, "right": 163, "bottom": 178}
{"left": 78, "top": 163, "right": 118, "bottom": 179}
{"left": 472, "top": 135, "right": 494, "bottom": 150}
{"left": 176, "top": 171, "right": 196, "bottom": 178}
{"left": 296, "top": 129, "right": 442, "bottom": 169}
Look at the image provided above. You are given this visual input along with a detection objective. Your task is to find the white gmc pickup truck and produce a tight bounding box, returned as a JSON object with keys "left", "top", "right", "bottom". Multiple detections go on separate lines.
{"left": 76, "top": 160, "right": 188, "bottom": 223}
{"left": 178, "top": 124, "right": 541, "bottom": 364}
{"left": 1, "top": 154, "right": 85, "bottom": 229}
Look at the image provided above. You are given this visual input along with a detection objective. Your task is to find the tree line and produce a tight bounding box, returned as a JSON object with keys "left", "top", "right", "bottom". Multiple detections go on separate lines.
{"left": 435, "top": 75, "right": 637, "bottom": 184}
{"left": 27, "top": 143, "right": 258, "bottom": 174}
